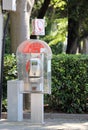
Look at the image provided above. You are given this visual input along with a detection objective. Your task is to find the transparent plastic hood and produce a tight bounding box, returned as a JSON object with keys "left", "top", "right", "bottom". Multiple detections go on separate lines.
{"left": 16, "top": 39, "right": 52, "bottom": 94}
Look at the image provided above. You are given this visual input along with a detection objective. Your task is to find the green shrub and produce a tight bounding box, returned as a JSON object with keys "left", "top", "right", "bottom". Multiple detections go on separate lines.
{"left": 45, "top": 54, "right": 88, "bottom": 113}
{"left": 3, "top": 54, "right": 88, "bottom": 113}
{"left": 3, "top": 54, "right": 17, "bottom": 98}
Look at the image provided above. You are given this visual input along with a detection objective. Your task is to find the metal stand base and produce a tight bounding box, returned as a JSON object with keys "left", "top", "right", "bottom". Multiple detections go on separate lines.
{"left": 7, "top": 80, "right": 23, "bottom": 121}
{"left": 31, "top": 93, "right": 44, "bottom": 124}
{"left": 7, "top": 80, "right": 44, "bottom": 124}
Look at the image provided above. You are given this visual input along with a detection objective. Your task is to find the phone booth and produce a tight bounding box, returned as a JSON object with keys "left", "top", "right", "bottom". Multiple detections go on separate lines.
{"left": 16, "top": 39, "right": 52, "bottom": 123}
{"left": 16, "top": 39, "right": 52, "bottom": 94}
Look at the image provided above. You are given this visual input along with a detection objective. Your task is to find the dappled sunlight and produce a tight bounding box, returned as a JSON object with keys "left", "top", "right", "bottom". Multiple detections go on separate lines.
{"left": 62, "top": 122, "right": 88, "bottom": 130}
{"left": 0, "top": 118, "right": 88, "bottom": 130}
{"left": 44, "top": 122, "right": 88, "bottom": 130}
{"left": 44, "top": 118, "right": 88, "bottom": 130}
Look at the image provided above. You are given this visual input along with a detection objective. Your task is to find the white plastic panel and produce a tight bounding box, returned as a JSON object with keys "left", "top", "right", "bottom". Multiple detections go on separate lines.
{"left": 7, "top": 80, "right": 23, "bottom": 121}
{"left": 3, "top": 0, "right": 16, "bottom": 11}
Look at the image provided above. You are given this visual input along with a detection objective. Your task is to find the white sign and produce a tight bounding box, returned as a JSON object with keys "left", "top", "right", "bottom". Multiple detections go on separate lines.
{"left": 3, "top": 0, "right": 16, "bottom": 11}
{"left": 32, "top": 19, "right": 45, "bottom": 36}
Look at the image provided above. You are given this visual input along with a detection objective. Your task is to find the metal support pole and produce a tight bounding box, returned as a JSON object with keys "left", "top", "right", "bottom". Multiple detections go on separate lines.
{"left": 0, "top": 6, "right": 3, "bottom": 118}
{"left": 0, "top": 3, "right": 10, "bottom": 118}
{"left": 31, "top": 93, "right": 44, "bottom": 124}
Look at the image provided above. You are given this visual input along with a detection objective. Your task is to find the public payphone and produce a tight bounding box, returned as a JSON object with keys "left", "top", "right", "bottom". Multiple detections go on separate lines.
{"left": 16, "top": 39, "right": 52, "bottom": 94}
{"left": 7, "top": 39, "right": 52, "bottom": 123}
{"left": 28, "top": 57, "right": 43, "bottom": 92}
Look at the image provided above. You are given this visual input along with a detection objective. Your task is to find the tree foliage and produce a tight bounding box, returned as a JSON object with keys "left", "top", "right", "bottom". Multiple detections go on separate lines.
{"left": 67, "top": 0, "right": 88, "bottom": 54}
{"left": 30, "top": 0, "right": 67, "bottom": 54}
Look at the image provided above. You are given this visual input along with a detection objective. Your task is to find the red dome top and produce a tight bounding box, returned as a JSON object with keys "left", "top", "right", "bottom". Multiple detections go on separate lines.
{"left": 17, "top": 39, "right": 52, "bottom": 59}
{"left": 18, "top": 40, "right": 44, "bottom": 53}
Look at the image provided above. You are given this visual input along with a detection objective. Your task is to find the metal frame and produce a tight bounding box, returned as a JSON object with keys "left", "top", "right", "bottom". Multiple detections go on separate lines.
{"left": 0, "top": 9, "right": 3, "bottom": 119}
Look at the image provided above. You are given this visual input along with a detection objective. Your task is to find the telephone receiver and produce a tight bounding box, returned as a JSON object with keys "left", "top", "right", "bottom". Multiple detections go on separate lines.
{"left": 26, "top": 58, "right": 41, "bottom": 78}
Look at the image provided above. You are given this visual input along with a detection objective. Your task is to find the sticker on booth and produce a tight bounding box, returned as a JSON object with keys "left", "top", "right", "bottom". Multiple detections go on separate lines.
{"left": 32, "top": 19, "right": 45, "bottom": 36}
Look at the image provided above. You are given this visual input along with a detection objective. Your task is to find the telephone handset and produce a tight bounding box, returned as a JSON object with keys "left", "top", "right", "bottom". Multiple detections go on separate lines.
{"left": 28, "top": 58, "right": 41, "bottom": 78}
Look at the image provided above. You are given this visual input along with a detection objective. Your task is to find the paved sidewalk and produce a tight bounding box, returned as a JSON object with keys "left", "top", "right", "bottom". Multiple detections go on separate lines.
{"left": 0, "top": 113, "right": 88, "bottom": 130}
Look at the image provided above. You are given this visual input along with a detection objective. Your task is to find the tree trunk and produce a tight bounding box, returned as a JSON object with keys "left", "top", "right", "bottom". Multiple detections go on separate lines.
{"left": 67, "top": 0, "right": 80, "bottom": 54}
{"left": 66, "top": 18, "right": 79, "bottom": 54}
{"left": 83, "top": 37, "right": 88, "bottom": 54}
{"left": 37, "top": 0, "right": 51, "bottom": 18}
{"left": 10, "top": 0, "right": 35, "bottom": 53}
{"left": 10, "top": 0, "right": 35, "bottom": 110}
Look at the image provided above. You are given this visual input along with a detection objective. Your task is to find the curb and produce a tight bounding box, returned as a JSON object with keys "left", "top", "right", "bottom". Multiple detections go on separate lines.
{"left": 1, "top": 112, "right": 88, "bottom": 120}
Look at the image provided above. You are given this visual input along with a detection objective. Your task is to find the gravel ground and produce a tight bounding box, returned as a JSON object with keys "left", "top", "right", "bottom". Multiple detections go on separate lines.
{"left": 0, "top": 113, "right": 88, "bottom": 130}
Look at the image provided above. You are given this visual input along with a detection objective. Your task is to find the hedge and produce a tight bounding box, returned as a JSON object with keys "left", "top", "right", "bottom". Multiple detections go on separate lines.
{"left": 3, "top": 54, "right": 88, "bottom": 113}
{"left": 3, "top": 54, "right": 17, "bottom": 98}
{"left": 45, "top": 54, "right": 88, "bottom": 113}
